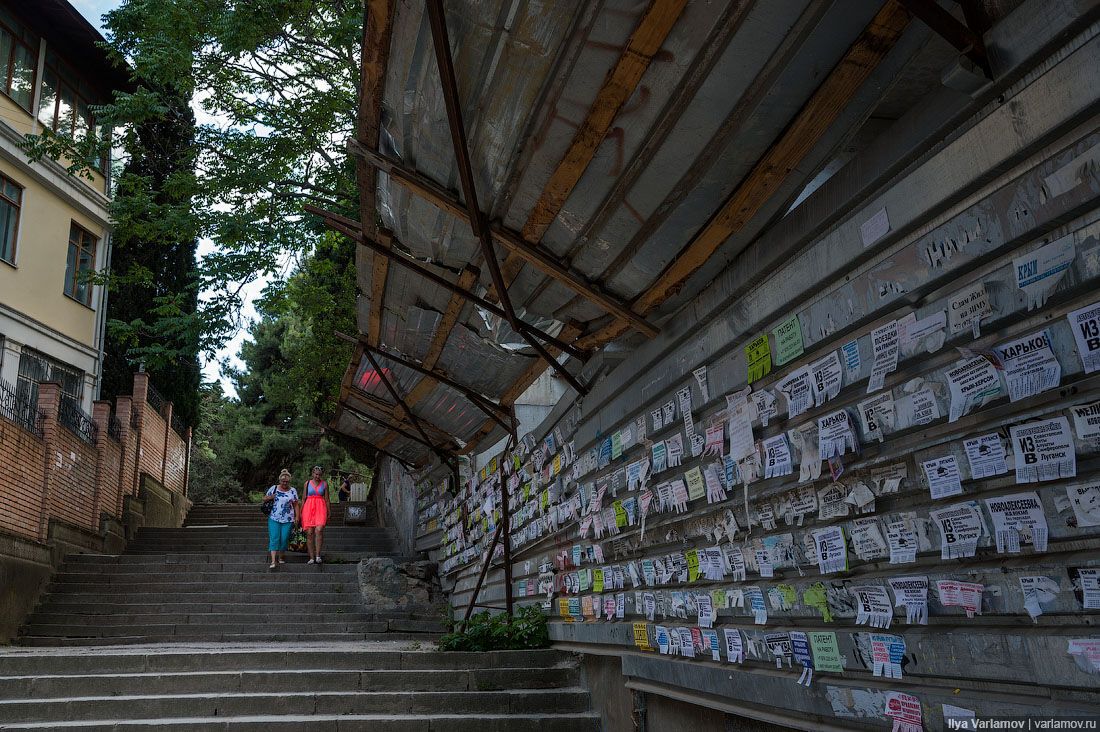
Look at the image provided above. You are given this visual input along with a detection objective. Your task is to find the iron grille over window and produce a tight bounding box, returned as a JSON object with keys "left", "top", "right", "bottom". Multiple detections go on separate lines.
{"left": 0, "top": 376, "right": 42, "bottom": 437}
{"left": 59, "top": 396, "right": 96, "bottom": 443}
{"left": 16, "top": 348, "right": 83, "bottom": 409}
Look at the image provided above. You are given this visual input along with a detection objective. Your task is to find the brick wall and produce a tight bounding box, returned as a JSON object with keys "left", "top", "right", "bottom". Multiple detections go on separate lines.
{"left": 164, "top": 431, "right": 187, "bottom": 494}
{"left": 95, "top": 433, "right": 120, "bottom": 519}
{"left": 44, "top": 425, "right": 99, "bottom": 533}
{"left": 0, "top": 373, "right": 191, "bottom": 544}
{"left": 137, "top": 403, "right": 166, "bottom": 484}
{"left": 0, "top": 415, "right": 46, "bottom": 540}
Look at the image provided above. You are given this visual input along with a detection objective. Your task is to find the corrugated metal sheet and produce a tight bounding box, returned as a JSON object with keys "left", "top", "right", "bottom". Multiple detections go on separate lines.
{"left": 402, "top": 3, "right": 1100, "bottom": 727}
{"left": 337, "top": 0, "right": 942, "bottom": 465}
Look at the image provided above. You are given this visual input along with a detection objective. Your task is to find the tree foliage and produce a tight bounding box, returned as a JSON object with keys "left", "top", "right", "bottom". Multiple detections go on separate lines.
{"left": 25, "top": 0, "right": 363, "bottom": 373}
{"left": 188, "top": 231, "right": 368, "bottom": 501}
{"left": 21, "top": 0, "right": 370, "bottom": 466}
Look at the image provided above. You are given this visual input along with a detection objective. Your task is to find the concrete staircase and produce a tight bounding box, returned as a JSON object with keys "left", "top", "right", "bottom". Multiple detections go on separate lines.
{"left": 3, "top": 504, "right": 596, "bottom": 729}
{"left": 0, "top": 645, "right": 599, "bottom": 730}
{"left": 16, "top": 503, "right": 438, "bottom": 646}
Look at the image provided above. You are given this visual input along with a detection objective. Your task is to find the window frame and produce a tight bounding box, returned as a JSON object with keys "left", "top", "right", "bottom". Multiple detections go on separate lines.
{"left": 38, "top": 59, "right": 109, "bottom": 174}
{"left": 0, "top": 171, "right": 21, "bottom": 265}
{"left": 0, "top": 16, "right": 38, "bottom": 113}
{"left": 64, "top": 221, "right": 98, "bottom": 307}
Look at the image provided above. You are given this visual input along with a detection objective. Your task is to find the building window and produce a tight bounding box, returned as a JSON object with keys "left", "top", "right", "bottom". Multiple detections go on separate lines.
{"left": 0, "top": 17, "right": 37, "bottom": 112}
{"left": 64, "top": 222, "right": 98, "bottom": 306}
{"left": 36, "top": 51, "right": 109, "bottom": 173}
{"left": 16, "top": 347, "right": 83, "bottom": 408}
{"left": 0, "top": 173, "right": 20, "bottom": 264}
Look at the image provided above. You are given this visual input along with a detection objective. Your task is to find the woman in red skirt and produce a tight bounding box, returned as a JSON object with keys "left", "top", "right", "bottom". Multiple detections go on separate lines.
{"left": 301, "top": 465, "right": 329, "bottom": 564}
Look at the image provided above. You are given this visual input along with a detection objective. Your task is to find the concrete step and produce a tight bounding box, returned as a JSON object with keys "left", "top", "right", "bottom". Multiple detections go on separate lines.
{"left": 44, "top": 580, "right": 359, "bottom": 593}
{"left": 50, "top": 571, "right": 362, "bottom": 584}
{"left": 23, "top": 615, "right": 446, "bottom": 632}
{"left": 0, "top": 666, "right": 580, "bottom": 697}
{"left": 128, "top": 534, "right": 396, "bottom": 545}
{"left": 33, "top": 592, "right": 368, "bottom": 605}
{"left": 64, "top": 553, "right": 414, "bottom": 565}
{"left": 20, "top": 621, "right": 392, "bottom": 637}
{"left": 0, "top": 712, "right": 600, "bottom": 731}
{"left": 0, "top": 688, "right": 590, "bottom": 723}
{"left": 0, "top": 649, "right": 574, "bottom": 675}
{"left": 19, "top": 619, "right": 447, "bottom": 638}
{"left": 122, "top": 550, "right": 398, "bottom": 559}
{"left": 139, "top": 528, "right": 393, "bottom": 534}
{"left": 55, "top": 564, "right": 361, "bottom": 576}
{"left": 16, "top": 632, "right": 441, "bottom": 646}
{"left": 34, "top": 603, "right": 434, "bottom": 617}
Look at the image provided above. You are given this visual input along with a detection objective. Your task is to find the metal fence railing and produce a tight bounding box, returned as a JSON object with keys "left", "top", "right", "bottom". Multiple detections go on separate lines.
{"left": 59, "top": 396, "right": 98, "bottom": 444}
{"left": 170, "top": 412, "right": 188, "bottom": 439}
{"left": 0, "top": 377, "right": 43, "bottom": 437}
{"left": 145, "top": 381, "right": 167, "bottom": 415}
{"left": 107, "top": 413, "right": 122, "bottom": 441}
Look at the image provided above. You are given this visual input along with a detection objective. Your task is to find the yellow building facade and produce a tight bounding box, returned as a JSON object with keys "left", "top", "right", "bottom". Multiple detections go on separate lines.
{"left": 0, "top": 1, "right": 127, "bottom": 414}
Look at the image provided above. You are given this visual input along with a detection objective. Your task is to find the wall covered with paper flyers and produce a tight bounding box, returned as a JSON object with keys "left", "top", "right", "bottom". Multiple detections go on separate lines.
{"left": 406, "top": 26, "right": 1100, "bottom": 732}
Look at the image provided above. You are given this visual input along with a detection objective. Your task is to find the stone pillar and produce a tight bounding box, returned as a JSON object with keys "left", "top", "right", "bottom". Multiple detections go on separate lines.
{"left": 35, "top": 382, "right": 61, "bottom": 541}
{"left": 161, "top": 401, "right": 172, "bottom": 486}
{"left": 131, "top": 372, "right": 149, "bottom": 430}
{"left": 183, "top": 427, "right": 192, "bottom": 498}
{"left": 128, "top": 370, "right": 147, "bottom": 497}
{"left": 114, "top": 396, "right": 133, "bottom": 515}
{"left": 90, "top": 400, "right": 112, "bottom": 529}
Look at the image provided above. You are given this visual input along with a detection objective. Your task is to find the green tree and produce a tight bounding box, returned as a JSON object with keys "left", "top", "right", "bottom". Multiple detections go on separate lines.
{"left": 24, "top": 0, "right": 363, "bottom": 377}
{"left": 100, "top": 89, "right": 202, "bottom": 426}
{"left": 190, "top": 232, "right": 369, "bottom": 501}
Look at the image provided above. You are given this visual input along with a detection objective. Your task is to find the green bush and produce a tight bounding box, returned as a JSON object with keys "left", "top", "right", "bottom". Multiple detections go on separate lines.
{"left": 437, "top": 605, "right": 550, "bottom": 652}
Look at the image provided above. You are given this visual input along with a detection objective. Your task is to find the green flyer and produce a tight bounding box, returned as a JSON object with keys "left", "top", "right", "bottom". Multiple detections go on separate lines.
{"left": 808, "top": 631, "right": 844, "bottom": 673}
{"left": 773, "top": 315, "right": 804, "bottom": 365}
{"left": 745, "top": 333, "right": 772, "bottom": 382}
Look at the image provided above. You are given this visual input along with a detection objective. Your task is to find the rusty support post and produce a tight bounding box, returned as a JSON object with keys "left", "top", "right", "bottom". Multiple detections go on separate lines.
{"left": 501, "top": 418, "right": 515, "bottom": 618}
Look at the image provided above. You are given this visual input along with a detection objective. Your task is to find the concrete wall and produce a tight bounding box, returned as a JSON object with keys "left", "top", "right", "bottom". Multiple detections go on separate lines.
{"left": 410, "top": 3, "right": 1100, "bottom": 728}
{"left": 377, "top": 457, "right": 419, "bottom": 557}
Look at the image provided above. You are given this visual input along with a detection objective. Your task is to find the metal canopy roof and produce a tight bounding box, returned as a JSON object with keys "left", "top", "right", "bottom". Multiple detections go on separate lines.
{"left": 325, "top": 0, "right": 964, "bottom": 467}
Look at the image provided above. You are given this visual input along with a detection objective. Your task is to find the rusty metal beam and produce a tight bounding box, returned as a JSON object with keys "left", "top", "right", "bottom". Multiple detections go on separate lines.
{"left": 343, "top": 400, "right": 450, "bottom": 456}
{"left": 517, "top": 0, "right": 689, "bottom": 247}
{"left": 330, "top": 408, "right": 420, "bottom": 470}
{"left": 463, "top": 322, "right": 583, "bottom": 454}
{"left": 361, "top": 346, "right": 456, "bottom": 467}
{"left": 357, "top": 0, "right": 396, "bottom": 346}
{"left": 426, "top": 0, "right": 589, "bottom": 397}
{"left": 347, "top": 140, "right": 658, "bottom": 338}
{"left": 344, "top": 388, "right": 457, "bottom": 449}
{"left": 308, "top": 205, "right": 589, "bottom": 361}
{"left": 402, "top": 265, "right": 479, "bottom": 411}
{"left": 334, "top": 330, "right": 514, "bottom": 432}
{"left": 578, "top": 0, "right": 913, "bottom": 350}
{"left": 900, "top": 0, "right": 990, "bottom": 76}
